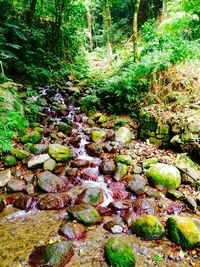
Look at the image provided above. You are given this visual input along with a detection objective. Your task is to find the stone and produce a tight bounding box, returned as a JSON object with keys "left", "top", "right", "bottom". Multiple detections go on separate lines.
{"left": 99, "top": 161, "right": 116, "bottom": 174}
{"left": 29, "top": 241, "right": 74, "bottom": 267}
{"left": 143, "top": 158, "right": 158, "bottom": 169}
{"left": 114, "top": 163, "right": 128, "bottom": 181}
{"left": 156, "top": 125, "right": 170, "bottom": 135}
{"left": 37, "top": 193, "right": 71, "bottom": 210}
{"left": 66, "top": 167, "right": 79, "bottom": 176}
{"left": 147, "top": 163, "right": 181, "bottom": 189}
{"left": 170, "top": 135, "right": 182, "bottom": 146}
{"left": 67, "top": 204, "right": 102, "bottom": 225}
{"left": 0, "top": 169, "right": 11, "bottom": 187}
{"left": 76, "top": 188, "right": 104, "bottom": 206}
{"left": 183, "top": 196, "right": 197, "bottom": 211}
{"left": 188, "top": 122, "right": 200, "bottom": 134}
{"left": 11, "top": 149, "right": 29, "bottom": 160}
{"left": 108, "top": 200, "right": 132, "bottom": 213}
{"left": 23, "top": 184, "right": 35, "bottom": 195}
{"left": 167, "top": 216, "right": 200, "bottom": 249}
{"left": 48, "top": 144, "right": 72, "bottom": 162}
{"left": 30, "top": 144, "right": 48, "bottom": 155}
{"left": 133, "top": 165, "right": 142, "bottom": 174}
{"left": 103, "top": 221, "right": 125, "bottom": 234}
{"left": 166, "top": 190, "right": 183, "bottom": 200}
{"left": 3, "top": 155, "right": 17, "bottom": 166}
{"left": 104, "top": 237, "right": 135, "bottom": 267}
{"left": 131, "top": 215, "right": 165, "bottom": 240}
{"left": 43, "top": 159, "right": 57, "bottom": 171}
{"left": 181, "top": 131, "right": 198, "bottom": 143}
{"left": 71, "top": 159, "right": 90, "bottom": 168}
{"left": 59, "top": 222, "right": 87, "bottom": 240}
{"left": 149, "top": 137, "right": 163, "bottom": 147}
{"left": 90, "top": 130, "right": 106, "bottom": 142}
{"left": 28, "top": 154, "right": 50, "bottom": 169}
{"left": 0, "top": 197, "right": 5, "bottom": 212}
{"left": 115, "top": 155, "right": 132, "bottom": 165}
{"left": 115, "top": 127, "right": 132, "bottom": 144}
{"left": 58, "top": 122, "right": 72, "bottom": 133}
{"left": 21, "top": 131, "right": 41, "bottom": 144}
{"left": 14, "top": 195, "right": 35, "bottom": 210}
{"left": 127, "top": 174, "right": 146, "bottom": 195}
{"left": 86, "top": 142, "right": 104, "bottom": 157}
{"left": 37, "top": 171, "right": 67, "bottom": 193}
{"left": 7, "top": 179, "right": 26, "bottom": 192}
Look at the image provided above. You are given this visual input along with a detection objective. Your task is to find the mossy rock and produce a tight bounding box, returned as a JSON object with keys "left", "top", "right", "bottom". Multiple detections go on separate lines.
{"left": 104, "top": 237, "right": 135, "bottom": 267}
{"left": 11, "top": 149, "right": 29, "bottom": 160}
{"left": 48, "top": 144, "right": 72, "bottom": 162}
{"left": 90, "top": 130, "right": 106, "bottom": 142}
{"left": 143, "top": 158, "right": 158, "bottom": 169}
{"left": 114, "top": 163, "right": 128, "bottom": 181}
{"left": 3, "top": 155, "right": 17, "bottom": 166}
{"left": 167, "top": 216, "right": 200, "bottom": 249}
{"left": 147, "top": 163, "right": 181, "bottom": 189}
{"left": 115, "top": 127, "right": 132, "bottom": 144}
{"left": 21, "top": 131, "right": 41, "bottom": 144}
{"left": 58, "top": 123, "right": 72, "bottom": 133}
{"left": 131, "top": 215, "right": 165, "bottom": 240}
{"left": 115, "top": 155, "right": 132, "bottom": 165}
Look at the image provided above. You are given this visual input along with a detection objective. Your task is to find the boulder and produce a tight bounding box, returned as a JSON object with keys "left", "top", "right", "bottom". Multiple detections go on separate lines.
{"left": 104, "top": 237, "right": 135, "bottom": 267}
{"left": 115, "top": 155, "right": 132, "bottom": 165}
{"left": 3, "top": 155, "right": 17, "bottom": 166}
{"left": 37, "top": 193, "right": 71, "bottom": 210}
{"left": 67, "top": 204, "right": 102, "bottom": 225}
{"left": 59, "top": 222, "right": 87, "bottom": 240}
{"left": 90, "top": 130, "right": 106, "bottom": 142}
{"left": 28, "top": 154, "right": 50, "bottom": 169}
{"left": 21, "top": 131, "right": 41, "bottom": 144}
{"left": 131, "top": 215, "right": 165, "bottom": 239}
{"left": 76, "top": 188, "right": 104, "bottom": 206}
{"left": 99, "top": 161, "right": 116, "bottom": 175}
{"left": 127, "top": 174, "right": 146, "bottom": 195}
{"left": 7, "top": 179, "right": 26, "bottom": 192}
{"left": 37, "top": 171, "right": 67, "bottom": 193}
{"left": 11, "top": 149, "right": 29, "bottom": 160}
{"left": 48, "top": 144, "right": 72, "bottom": 162}
{"left": 30, "top": 144, "right": 48, "bottom": 155}
{"left": 114, "top": 163, "right": 128, "bottom": 181}
{"left": 167, "top": 216, "right": 200, "bottom": 249}
{"left": 29, "top": 241, "right": 74, "bottom": 267}
{"left": 86, "top": 142, "right": 104, "bottom": 157}
{"left": 71, "top": 159, "right": 90, "bottom": 168}
{"left": 0, "top": 169, "right": 11, "bottom": 187}
{"left": 43, "top": 159, "right": 57, "bottom": 171}
{"left": 115, "top": 127, "right": 132, "bottom": 144}
{"left": 147, "top": 163, "right": 181, "bottom": 189}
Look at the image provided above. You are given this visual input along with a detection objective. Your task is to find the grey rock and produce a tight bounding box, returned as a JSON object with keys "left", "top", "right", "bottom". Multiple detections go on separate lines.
{"left": 0, "top": 169, "right": 12, "bottom": 187}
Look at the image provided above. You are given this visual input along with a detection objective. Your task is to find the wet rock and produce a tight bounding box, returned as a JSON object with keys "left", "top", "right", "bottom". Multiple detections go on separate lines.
{"left": 23, "top": 184, "right": 35, "bottom": 195}
{"left": 103, "top": 221, "right": 126, "bottom": 234}
{"left": 24, "top": 173, "right": 34, "bottom": 183}
{"left": 166, "top": 189, "right": 183, "bottom": 200}
{"left": 29, "top": 241, "right": 74, "bottom": 267}
{"left": 97, "top": 206, "right": 112, "bottom": 216}
{"left": 69, "top": 136, "right": 81, "bottom": 148}
{"left": 115, "top": 155, "right": 132, "bottom": 165}
{"left": 143, "top": 158, "right": 158, "bottom": 169}
{"left": 167, "top": 216, "right": 200, "bottom": 249}
{"left": 65, "top": 167, "right": 79, "bottom": 177}
{"left": 127, "top": 174, "right": 147, "bottom": 195}
{"left": 0, "top": 197, "right": 5, "bottom": 212}
{"left": 81, "top": 169, "right": 98, "bottom": 181}
{"left": 14, "top": 195, "right": 35, "bottom": 210}
{"left": 48, "top": 144, "right": 72, "bottom": 162}
{"left": 183, "top": 196, "right": 197, "bottom": 211}
{"left": 3, "top": 155, "right": 17, "bottom": 166}
{"left": 114, "top": 163, "right": 128, "bottom": 181}
{"left": 37, "top": 171, "right": 67, "bottom": 193}
{"left": 7, "top": 179, "right": 26, "bottom": 192}
{"left": 43, "top": 158, "right": 57, "bottom": 171}
{"left": 28, "top": 154, "right": 50, "bottom": 169}
{"left": 59, "top": 222, "right": 87, "bottom": 240}
{"left": 21, "top": 131, "right": 41, "bottom": 144}
{"left": 76, "top": 188, "right": 104, "bottom": 206}
{"left": 30, "top": 144, "right": 48, "bottom": 155}
{"left": 115, "top": 127, "right": 132, "bottom": 144}
{"left": 112, "top": 189, "right": 131, "bottom": 200}
{"left": 0, "top": 169, "right": 11, "bottom": 187}
{"left": 11, "top": 149, "right": 29, "bottom": 160}
{"left": 90, "top": 130, "right": 106, "bottom": 142}
{"left": 108, "top": 200, "right": 132, "bottom": 213}
{"left": 86, "top": 142, "right": 103, "bottom": 157}
{"left": 147, "top": 163, "right": 181, "bottom": 189}
{"left": 37, "top": 193, "right": 71, "bottom": 210}
{"left": 133, "top": 165, "right": 143, "bottom": 174}
{"left": 99, "top": 161, "right": 116, "bottom": 175}
{"left": 71, "top": 159, "right": 90, "bottom": 168}
{"left": 131, "top": 215, "right": 165, "bottom": 240}
{"left": 133, "top": 198, "right": 157, "bottom": 214}
{"left": 104, "top": 237, "right": 135, "bottom": 267}
{"left": 67, "top": 204, "right": 102, "bottom": 225}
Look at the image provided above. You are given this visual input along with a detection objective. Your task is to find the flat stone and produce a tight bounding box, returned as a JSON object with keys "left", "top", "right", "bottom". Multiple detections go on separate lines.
{"left": 28, "top": 154, "right": 50, "bottom": 169}
{"left": 0, "top": 169, "right": 11, "bottom": 187}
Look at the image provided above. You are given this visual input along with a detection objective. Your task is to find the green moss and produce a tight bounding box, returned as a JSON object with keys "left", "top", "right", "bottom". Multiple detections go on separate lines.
{"left": 104, "top": 237, "right": 135, "bottom": 267}
{"left": 11, "top": 149, "right": 29, "bottom": 160}
{"left": 143, "top": 158, "right": 158, "bottom": 169}
{"left": 48, "top": 144, "right": 72, "bottom": 162}
{"left": 131, "top": 215, "right": 165, "bottom": 240}
{"left": 115, "top": 155, "right": 132, "bottom": 165}
{"left": 167, "top": 216, "right": 200, "bottom": 249}
{"left": 3, "top": 155, "right": 17, "bottom": 166}
{"left": 91, "top": 130, "right": 106, "bottom": 142}
{"left": 21, "top": 131, "right": 41, "bottom": 144}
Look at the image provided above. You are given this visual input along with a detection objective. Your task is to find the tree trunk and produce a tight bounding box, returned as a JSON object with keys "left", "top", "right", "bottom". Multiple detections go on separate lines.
{"left": 87, "top": 8, "right": 94, "bottom": 51}
{"left": 133, "top": 0, "right": 141, "bottom": 63}
{"left": 26, "top": 0, "right": 37, "bottom": 24}
{"left": 103, "top": 0, "right": 112, "bottom": 66}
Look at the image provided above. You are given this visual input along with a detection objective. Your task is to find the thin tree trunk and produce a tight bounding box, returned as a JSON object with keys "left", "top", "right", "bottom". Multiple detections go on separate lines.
{"left": 133, "top": 0, "right": 141, "bottom": 63}
{"left": 26, "top": 0, "right": 37, "bottom": 24}
{"left": 103, "top": 0, "right": 112, "bottom": 66}
{"left": 87, "top": 8, "right": 94, "bottom": 51}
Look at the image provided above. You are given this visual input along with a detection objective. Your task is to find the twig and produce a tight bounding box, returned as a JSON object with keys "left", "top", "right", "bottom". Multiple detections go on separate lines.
{"left": 175, "top": 165, "right": 200, "bottom": 186}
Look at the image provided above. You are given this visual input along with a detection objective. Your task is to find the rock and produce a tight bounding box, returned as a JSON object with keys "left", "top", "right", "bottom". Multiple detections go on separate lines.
{"left": 183, "top": 196, "right": 197, "bottom": 211}
{"left": 103, "top": 221, "right": 125, "bottom": 234}
{"left": 99, "top": 161, "right": 116, "bottom": 174}
{"left": 86, "top": 142, "right": 104, "bottom": 157}
{"left": 3, "top": 155, "right": 17, "bottom": 166}
{"left": 28, "top": 154, "right": 50, "bottom": 169}
{"left": 127, "top": 174, "right": 146, "bottom": 195}
{"left": 24, "top": 173, "right": 34, "bottom": 183}
{"left": 167, "top": 216, "right": 200, "bottom": 249}
{"left": 29, "top": 241, "right": 74, "bottom": 267}
{"left": 143, "top": 158, "right": 158, "bottom": 169}
{"left": 131, "top": 215, "right": 165, "bottom": 239}
{"left": 104, "top": 237, "right": 135, "bottom": 267}
{"left": 115, "top": 127, "right": 132, "bottom": 144}
{"left": 76, "top": 188, "right": 104, "bottom": 206}
{"left": 0, "top": 197, "right": 5, "bottom": 212}
{"left": 188, "top": 122, "right": 200, "bottom": 134}
{"left": 43, "top": 159, "right": 57, "bottom": 171}
{"left": 0, "top": 169, "right": 11, "bottom": 187}
{"left": 37, "top": 171, "right": 67, "bottom": 193}
{"left": 90, "top": 130, "right": 106, "bottom": 142}
{"left": 58, "top": 122, "right": 72, "bottom": 133}
{"left": 147, "top": 163, "right": 181, "bottom": 189}
{"left": 23, "top": 184, "right": 35, "bottom": 195}
{"left": 166, "top": 190, "right": 183, "bottom": 200}
{"left": 133, "top": 165, "right": 142, "bottom": 174}
{"left": 48, "top": 144, "right": 72, "bottom": 162}
{"left": 133, "top": 198, "right": 157, "bottom": 214}
{"left": 71, "top": 159, "right": 90, "bottom": 168}
{"left": 114, "top": 163, "right": 128, "bottom": 181}
{"left": 7, "top": 179, "right": 26, "bottom": 192}
{"left": 11, "top": 149, "right": 29, "bottom": 160}
{"left": 67, "top": 204, "right": 102, "bottom": 225}
{"left": 108, "top": 200, "right": 132, "bottom": 213}
{"left": 21, "top": 131, "right": 41, "bottom": 144}
{"left": 81, "top": 169, "right": 98, "bottom": 181}
{"left": 37, "top": 193, "right": 71, "bottom": 210}
{"left": 30, "top": 144, "right": 48, "bottom": 155}
{"left": 14, "top": 195, "right": 35, "bottom": 210}
{"left": 59, "top": 222, "right": 87, "bottom": 240}
{"left": 66, "top": 167, "right": 79, "bottom": 176}
{"left": 115, "top": 155, "right": 132, "bottom": 165}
